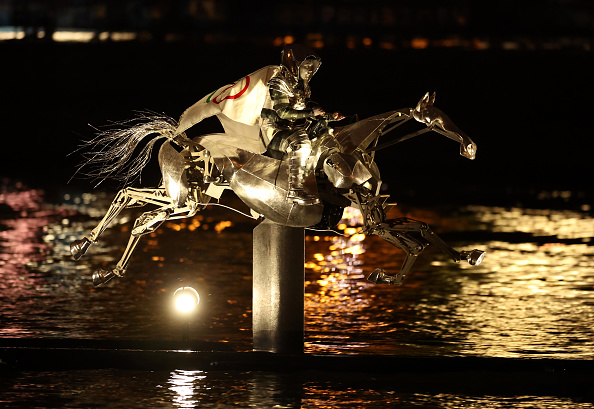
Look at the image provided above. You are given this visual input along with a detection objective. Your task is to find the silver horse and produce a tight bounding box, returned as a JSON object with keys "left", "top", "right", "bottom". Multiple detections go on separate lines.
{"left": 71, "top": 92, "right": 485, "bottom": 286}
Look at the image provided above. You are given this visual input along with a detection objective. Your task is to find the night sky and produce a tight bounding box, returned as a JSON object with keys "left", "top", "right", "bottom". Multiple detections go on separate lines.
{"left": 2, "top": 1, "right": 592, "bottom": 204}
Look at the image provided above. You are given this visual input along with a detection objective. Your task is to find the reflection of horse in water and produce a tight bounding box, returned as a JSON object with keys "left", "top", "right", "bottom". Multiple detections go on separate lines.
{"left": 71, "top": 93, "right": 485, "bottom": 286}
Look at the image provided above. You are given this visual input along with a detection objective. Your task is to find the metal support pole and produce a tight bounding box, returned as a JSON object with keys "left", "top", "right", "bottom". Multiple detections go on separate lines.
{"left": 253, "top": 220, "right": 304, "bottom": 354}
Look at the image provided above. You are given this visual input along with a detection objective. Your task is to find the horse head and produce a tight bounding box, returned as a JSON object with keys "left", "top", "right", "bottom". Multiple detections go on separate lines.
{"left": 413, "top": 92, "right": 477, "bottom": 160}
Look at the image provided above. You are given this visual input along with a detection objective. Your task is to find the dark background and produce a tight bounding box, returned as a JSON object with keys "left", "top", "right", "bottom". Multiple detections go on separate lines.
{"left": 2, "top": 0, "right": 592, "bottom": 207}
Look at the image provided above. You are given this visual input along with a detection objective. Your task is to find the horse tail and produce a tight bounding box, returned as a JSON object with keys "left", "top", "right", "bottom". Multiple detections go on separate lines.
{"left": 71, "top": 112, "right": 182, "bottom": 187}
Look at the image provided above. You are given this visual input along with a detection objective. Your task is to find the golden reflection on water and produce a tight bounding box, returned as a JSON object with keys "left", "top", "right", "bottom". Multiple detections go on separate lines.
{"left": 430, "top": 205, "right": 594, "bottom": 358}
{"left": 304, "top": 207, "right": 378, "bottom": 353}
{"left": 429, "top": 241, "right": 594, "bottom": 358}
{"left": 469, "top": 205, "right": 593, "bottom": 241}
{"left": 1, "top": 181, "right": 593, "bottom": 358}
{"left": 303, "top": 203, "right": 594, "bottom": 357}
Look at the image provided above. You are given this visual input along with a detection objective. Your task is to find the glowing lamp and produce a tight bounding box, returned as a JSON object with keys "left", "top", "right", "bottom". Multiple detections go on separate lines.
{"left": 174, "top": 287, "right": 200, "bottom": 313}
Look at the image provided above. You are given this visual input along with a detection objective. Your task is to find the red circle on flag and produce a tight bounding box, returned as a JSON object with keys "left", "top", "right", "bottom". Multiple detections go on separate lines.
{"left": 212, "top": 76, "right": 251, "bottom": 104}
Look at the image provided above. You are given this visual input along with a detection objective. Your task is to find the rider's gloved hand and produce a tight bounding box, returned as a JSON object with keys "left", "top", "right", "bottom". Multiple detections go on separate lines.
{"left": 312, "top": 106, "right": 326, "bottom": 117}
{"left": 312, "top": 107, "right": 326, "bottom": 116}
{"left": 330, "top": 112, "right": 345, "bottom": 121}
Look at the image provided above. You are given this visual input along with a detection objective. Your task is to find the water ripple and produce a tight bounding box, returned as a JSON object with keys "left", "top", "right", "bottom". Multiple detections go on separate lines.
{"left": 1, "top": 180, "right": 593, "bottom": 358}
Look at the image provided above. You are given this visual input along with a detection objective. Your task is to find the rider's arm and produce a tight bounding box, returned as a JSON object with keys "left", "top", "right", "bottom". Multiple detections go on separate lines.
{"left": 270, "top": 89, "right": 315, "bottom": 120}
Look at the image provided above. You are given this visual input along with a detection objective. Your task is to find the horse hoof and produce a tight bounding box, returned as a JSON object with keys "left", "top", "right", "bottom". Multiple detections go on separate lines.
{"left": 70, "top": 237, "right": 91, "bottom": 260}
{"left": 368, "top": 268, "right": 386, "bottom": 284}
{"left": 92, "top": 269, "right": 116, "bottom": 286}
{"left": 367, "top": 268, "right": 403, "bottom": 285}
{"left": 461, "top": 249, "right": 485, "bottom": 266}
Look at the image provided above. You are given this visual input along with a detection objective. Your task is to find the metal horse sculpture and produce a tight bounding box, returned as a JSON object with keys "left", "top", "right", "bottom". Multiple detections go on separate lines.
{"left": 71, "top": 92, "right": 485, "bottom": 286}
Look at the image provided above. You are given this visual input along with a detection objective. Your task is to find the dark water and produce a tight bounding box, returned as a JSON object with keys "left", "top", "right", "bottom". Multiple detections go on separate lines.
{"left": 1, "top": 179, "right": 593, "bottom": 407}
{"left": 2, "top": 369, "right": 593, "bottom": 408}
{"left": 2, "top": 182, "right": 593, "bottom": 357}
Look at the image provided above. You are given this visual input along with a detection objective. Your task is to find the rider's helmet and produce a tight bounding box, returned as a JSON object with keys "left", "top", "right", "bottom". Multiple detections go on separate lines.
{"left": 280, "top": 44, "right": 321, "bottom": 85}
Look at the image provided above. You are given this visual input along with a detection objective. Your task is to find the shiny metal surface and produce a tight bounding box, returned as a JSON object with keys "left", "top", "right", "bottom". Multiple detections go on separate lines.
{"left": 229, "top": 152, "right": 324, "bottom": 227}
{"left": 70, "top": 237, "right": 91, "bottom": 260}
{"left": 197, "top": 135, "right": 324, "bottom": 226}
{"left": 279, "top": 44, "right": 321, "bottom": 84}
{"left": 323, "top": 152, "right": 373, "bottom": 189}
{"left": 253, "top": 221, "right": 305, "bottom": 353}
{"left": 158, "top": 142, "right": 189, "bottom": 206}
{"left": 413, "top": 92, "right": 477, "bottom": 160}
{"left": 92, "top": 269, "right": 116, "bottom": 286}
{"left": 334, "top": 110, "right": 408, "bottom": 154}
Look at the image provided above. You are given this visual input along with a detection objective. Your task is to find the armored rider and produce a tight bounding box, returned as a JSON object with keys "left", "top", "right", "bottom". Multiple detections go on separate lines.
{"left": 261, "top": 45, "right": 342, "bottom": 205}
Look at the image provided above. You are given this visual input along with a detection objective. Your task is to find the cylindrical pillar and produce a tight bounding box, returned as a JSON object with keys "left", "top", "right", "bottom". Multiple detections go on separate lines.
{"left": 253, "top": 220, "right": 304, "bottom": 354}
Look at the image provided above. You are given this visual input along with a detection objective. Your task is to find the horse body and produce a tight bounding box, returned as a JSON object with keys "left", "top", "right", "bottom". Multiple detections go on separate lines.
{"left": 71, "top": 94, "right": 485, "bottom": 287}
{"left": 194, "top": 133, "right": 324, "bottom": 227}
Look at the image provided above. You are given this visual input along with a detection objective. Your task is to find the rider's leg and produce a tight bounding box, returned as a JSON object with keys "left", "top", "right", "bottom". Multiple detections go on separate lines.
{"left": 285, "top": 130, "right": 319, "bottom": 205}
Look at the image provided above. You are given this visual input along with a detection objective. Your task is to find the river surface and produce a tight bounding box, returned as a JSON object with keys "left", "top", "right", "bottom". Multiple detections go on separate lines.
{"left": 1, "top": 179, "right": 593, "bottom": 407}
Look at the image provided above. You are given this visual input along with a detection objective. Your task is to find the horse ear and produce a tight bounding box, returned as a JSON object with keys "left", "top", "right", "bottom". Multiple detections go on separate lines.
{"left": 429, "top": 92, "right": 436, "bottom": 106}
{"left": 416, "top": 92, "right": 430, "bottom": 111}
{"left": 422, "top": 92, "right": 430, "bottom": 105}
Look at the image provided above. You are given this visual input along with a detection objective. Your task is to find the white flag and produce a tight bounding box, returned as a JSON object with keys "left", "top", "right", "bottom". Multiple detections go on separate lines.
{"left": 176, "top": 65, "right": 280, "bottom": 152}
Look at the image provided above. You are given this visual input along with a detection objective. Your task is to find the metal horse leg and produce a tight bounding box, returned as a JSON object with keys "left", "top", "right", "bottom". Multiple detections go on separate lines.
{"left": 368, "top": 217, "right": 485, "bottom": 285}
{"left": 92, "top": 206, "right": 174, "bottom": 286}
{"left": 71, "top": 188, "right": 135, "bottom": 260}
{"left": 394, "top": 218, "right": 485, "bottom": 265}
{"left": 70, "top": 188, "right": 166, "bottom": 260}
{"left": 367, "top": 219, "right": 427, "bottom": 285}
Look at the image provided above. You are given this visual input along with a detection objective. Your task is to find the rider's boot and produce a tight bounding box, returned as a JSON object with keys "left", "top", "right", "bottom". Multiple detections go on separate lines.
{"left": 286, "top": 132, "right": 319, "bottom": 205}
